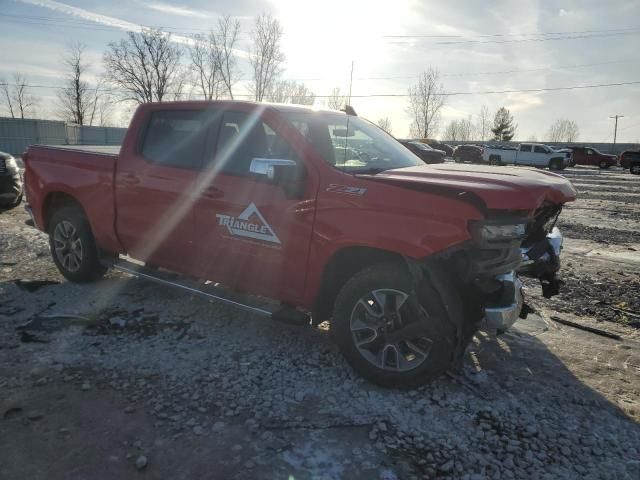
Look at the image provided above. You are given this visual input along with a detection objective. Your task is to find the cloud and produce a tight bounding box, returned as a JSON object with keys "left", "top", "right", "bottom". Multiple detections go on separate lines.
{"left": 15, "top": 0, "right": 193, "bottom": 44}
{"left": 141, "top": 2, "right": 211, "bottom": 18}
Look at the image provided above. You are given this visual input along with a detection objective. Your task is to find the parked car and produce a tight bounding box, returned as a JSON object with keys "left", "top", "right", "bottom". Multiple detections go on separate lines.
{"left": 453, "top": 144, "right": 485, "bottom": 163}
{"left": 0, "top": 152, "right": 23, "bottom": 209}
{"left": 398, "top": 140, "right": 446, "bottom": 164}
{"left": 483, "top": 143, "right": 572, "bottom": 170}
{"left": 619, "top": 150, "right": 640, "bottom": 174}
{"left": 24, "top": 101, "right": 576, "bottom": 387}
{"left": 566, "top": 146, "right": 617, "bottom": 169}
{"left": 429, "top": 142, "right": 454, "bottom": 157}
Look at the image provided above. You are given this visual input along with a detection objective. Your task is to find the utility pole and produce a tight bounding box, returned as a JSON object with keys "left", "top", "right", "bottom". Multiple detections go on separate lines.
{"left": 609, "top": 115, "right": 624, "bottom": 146}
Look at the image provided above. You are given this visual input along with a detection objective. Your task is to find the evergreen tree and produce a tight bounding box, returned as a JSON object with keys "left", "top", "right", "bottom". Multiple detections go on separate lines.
{"left": 491, "top": 107, "right": 517, "bottom": 141}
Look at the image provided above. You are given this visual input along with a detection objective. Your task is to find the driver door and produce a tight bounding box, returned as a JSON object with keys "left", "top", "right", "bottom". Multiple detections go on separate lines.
{"left": 193, "top": 106, "right": 318, "bottom": 302}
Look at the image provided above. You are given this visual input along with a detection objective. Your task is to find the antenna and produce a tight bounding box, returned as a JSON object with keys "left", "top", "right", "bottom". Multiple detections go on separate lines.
{"left": 348, "top": 60, "right": 354, "bottom": 104}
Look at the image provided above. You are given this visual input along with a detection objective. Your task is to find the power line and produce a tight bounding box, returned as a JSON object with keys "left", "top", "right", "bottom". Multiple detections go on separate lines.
{"left": 2, "top": 13, "right": 639, "bottom": 44}
{"left": 383, "top": 27, "right": 640, "bottom": 38}
{"left": 351, "top": 58, "right": 639, "bottom": 81}
{"left": 2, "top": 80, "right": 638, "bottom": 98}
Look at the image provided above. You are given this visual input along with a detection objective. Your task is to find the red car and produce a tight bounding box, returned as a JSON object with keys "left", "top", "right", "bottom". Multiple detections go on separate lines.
{"left": 23, "top": 101, "right": 576, "bottom": 387}
{"left": 567, "top": 146, "right": 617, "bottom": 169}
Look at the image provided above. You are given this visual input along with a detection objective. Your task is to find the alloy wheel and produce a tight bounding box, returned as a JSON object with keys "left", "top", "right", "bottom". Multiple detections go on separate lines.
{"left": 53, "top": 220, "right": 83, "bottom": 272}
{"left": 349, "top": 289, "right": 433, "bottom": 372}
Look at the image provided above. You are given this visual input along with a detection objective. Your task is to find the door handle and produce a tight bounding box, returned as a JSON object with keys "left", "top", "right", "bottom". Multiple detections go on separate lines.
{"left": 202, "top": 186, "right": 224, "bottom": 199}
{"left": 120, "top": 172, "right": 140, "bottom": 185}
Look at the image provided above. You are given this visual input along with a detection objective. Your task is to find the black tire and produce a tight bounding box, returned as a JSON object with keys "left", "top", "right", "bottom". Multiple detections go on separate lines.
{"left": 489, "top": 155, "right": 502, "bottom": 166}
{"left": 599, "top": 160, "right": 609, "bottom": 169}
{"left": 631, "top": 163, "right": 640, "bottom": 175}
{"left": 454, "top": 156, "right": 463, "bottom": 163}
{"left": 549, "top": 158, "right": 562, "bottom": 171}
{"left": 331, "top": 263, "right": 459, "bottom": 388}
{"left": 48, "top": 206, "right": 108, "bottom": 283}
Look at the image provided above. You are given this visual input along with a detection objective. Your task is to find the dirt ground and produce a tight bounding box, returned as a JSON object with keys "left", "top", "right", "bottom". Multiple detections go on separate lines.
{"left": 1, "top": 164, "right": 639, "bottom": 479}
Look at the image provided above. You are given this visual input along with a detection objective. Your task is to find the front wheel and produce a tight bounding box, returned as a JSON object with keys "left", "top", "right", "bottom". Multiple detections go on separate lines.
{"left": 599, "top": 160, "right": 609, "bottom": 169}
{"left": 331, "top": 263, "right": 459, "bottom": 388}
{"left": 48, "top": 206, "right": 108, "bottom": 283}
{"left": 549, "top": 159, "right": 562, "bottom": 170}
{"left": 631, "top": 163, "right": 640, "bottom": 175}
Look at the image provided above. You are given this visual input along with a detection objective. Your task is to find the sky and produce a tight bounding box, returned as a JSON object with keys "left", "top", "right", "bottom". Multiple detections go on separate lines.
{"left": 0, "top": 0, "right": 639, "bottom": 142}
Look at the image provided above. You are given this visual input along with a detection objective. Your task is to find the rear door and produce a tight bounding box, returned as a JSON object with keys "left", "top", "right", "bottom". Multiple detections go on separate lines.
{"left": 516, "top": 144, "right": 533, "bottom": 165}
{"left": 115, "top": 107, "right": 219, "bottom": 276}
{"left": 193, "top": 105, "right": 319, "bottom": 302}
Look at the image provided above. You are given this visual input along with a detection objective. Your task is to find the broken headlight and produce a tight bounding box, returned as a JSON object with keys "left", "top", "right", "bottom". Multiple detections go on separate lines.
{"left": 469, "top": 220, "right": 527, "bottom": 242}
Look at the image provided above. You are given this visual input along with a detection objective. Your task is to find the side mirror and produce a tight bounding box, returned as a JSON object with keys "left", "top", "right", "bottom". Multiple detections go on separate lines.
{"left": 249, "top": 158, "right": 305, "bottom": 198}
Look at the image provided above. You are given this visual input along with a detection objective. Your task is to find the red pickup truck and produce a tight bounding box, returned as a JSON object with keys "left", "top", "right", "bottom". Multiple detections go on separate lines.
{"left": 23, "top": 101, "right": 576, "bottom": 387}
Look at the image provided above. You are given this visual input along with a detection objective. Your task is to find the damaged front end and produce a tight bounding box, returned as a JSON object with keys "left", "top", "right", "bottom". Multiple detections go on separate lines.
{"left": 441, "top": 205, "right": 565, "bottom": 332}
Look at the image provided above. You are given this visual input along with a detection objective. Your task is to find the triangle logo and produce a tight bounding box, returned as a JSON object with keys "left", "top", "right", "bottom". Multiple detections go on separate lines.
{"left": 216, "top": 203, "right": 281, "bottom": 244}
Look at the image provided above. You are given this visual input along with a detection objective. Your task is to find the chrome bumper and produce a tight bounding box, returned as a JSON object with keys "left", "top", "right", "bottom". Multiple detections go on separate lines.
{"left": 484, "top": 228, "right": 564, "bottom": 330}
{"left": 484, "top": 271, "right": 524, "bottom": 330}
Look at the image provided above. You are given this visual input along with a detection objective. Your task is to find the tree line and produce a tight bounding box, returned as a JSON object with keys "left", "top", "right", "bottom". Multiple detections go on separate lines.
{"left": 0, "top": 17, "right": 580, "bottom": 141}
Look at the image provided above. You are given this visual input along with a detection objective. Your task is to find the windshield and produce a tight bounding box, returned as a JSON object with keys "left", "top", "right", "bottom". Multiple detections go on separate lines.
{"left": 409, "top": 141, "right": 432, "bottom": 151}
{"left": 282, "top": 111, "right": 422, "bottom": 173}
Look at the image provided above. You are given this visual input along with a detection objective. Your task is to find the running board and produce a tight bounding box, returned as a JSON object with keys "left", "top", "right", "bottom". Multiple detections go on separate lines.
{"left": 112, "top": 260, "right": 310, "bottom": 325}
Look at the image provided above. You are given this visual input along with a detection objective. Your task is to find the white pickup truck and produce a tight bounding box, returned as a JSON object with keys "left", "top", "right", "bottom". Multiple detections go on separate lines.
{"left": 483, "top": 143, "right": 572, "bottom": 170}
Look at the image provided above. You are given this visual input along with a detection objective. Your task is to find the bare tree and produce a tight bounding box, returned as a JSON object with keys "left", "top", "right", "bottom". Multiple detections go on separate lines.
{"left": 477, "top": 104, "right": 490, "bottom": 141}
{"left": 547, "top": 119, "right": 579, "bottom": 142}
{"left": 0, "top": 77, "right": 15, "bottom": 118}
{"left": 103, "top": 28, "right": 183, "bottom": 104}
{"left": 189, "top": 33, "right": 223, "bottom": 100}
{"left": 443, "top": 120, "right": 460, "bottom": 141}
{"left": 1, "top": 73, "right": 38, "bottom": 119}
{"left": 214, "top": 16, "right": 241, "bottom": 99}
{"left": 249, "top": 14, "right": 285, "bottom": 102}
{"left": 460, "top": 116, "right": 477, "bottom": 141}
{"left": 377, "top": 117, "right": 393, "bottom": 134}
{"left": 56, "top": 42, "right": 104, "bottom": 125}
{"left": 407, "top": 68, "right": 446, "bottom": 139}
{"left": 267, "top": 80, "right": 315, "bottom": 105}
{"left": 327, "top": 87, "right": 347, "bottom": 110}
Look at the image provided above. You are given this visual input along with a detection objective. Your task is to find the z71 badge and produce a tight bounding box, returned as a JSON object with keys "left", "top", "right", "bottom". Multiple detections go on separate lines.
{"left": 216, "top": 203, "right": 281, "bottom": 244}
{"left": 326, "top": 184, "right": 367, "bottom": 196}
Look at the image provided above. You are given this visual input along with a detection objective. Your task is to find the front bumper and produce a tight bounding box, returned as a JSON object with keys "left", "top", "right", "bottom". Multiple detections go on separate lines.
{"left": 484, "top": 272, "right": 523, "bottom": 330}
{"left": 483, "top": 227, "right": 564, "bottom": 330}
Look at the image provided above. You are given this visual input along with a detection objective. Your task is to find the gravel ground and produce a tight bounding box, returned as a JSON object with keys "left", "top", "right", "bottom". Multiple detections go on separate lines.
{"left": 1, "top": 165, "right": 639, "bottom": 479}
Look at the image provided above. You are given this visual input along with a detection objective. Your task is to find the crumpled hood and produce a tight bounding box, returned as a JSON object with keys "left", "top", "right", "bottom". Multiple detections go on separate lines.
{"left": 360, "top": 163, "right": 577, "bottom": 211}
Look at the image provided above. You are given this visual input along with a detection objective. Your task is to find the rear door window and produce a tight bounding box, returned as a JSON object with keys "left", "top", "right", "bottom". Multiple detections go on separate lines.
{"left": 141, "top": 110, "right": 214, "bottom": 169}
{"left": 520, "top": 145, "right": 532, "bottom": 152}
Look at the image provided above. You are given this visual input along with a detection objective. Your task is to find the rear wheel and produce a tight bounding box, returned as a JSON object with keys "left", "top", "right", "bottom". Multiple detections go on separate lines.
{"left": 331, "top": 263, "right": 458, "bottom": 388}
{"left": 599, "top": 160, "right": 609, "bottom": 169}
{"left": 631, "top": 163, "right": 640, "bottom": 175}
{"left": 48, "top": 206, "right": 108, "bottom": 282}
{"left": 489, "top": 155, "right": 502, "bottom": 166}
{"left": 454, "top": 156, "right": 463, "bottom": 163}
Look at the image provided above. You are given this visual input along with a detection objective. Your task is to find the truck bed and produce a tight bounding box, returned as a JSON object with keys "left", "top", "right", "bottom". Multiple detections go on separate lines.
{"left": 24, "top": 143, "right": 122, "bottom": 254}
{"left": 33, "top": 144, "right": 120, "bottom": 156}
